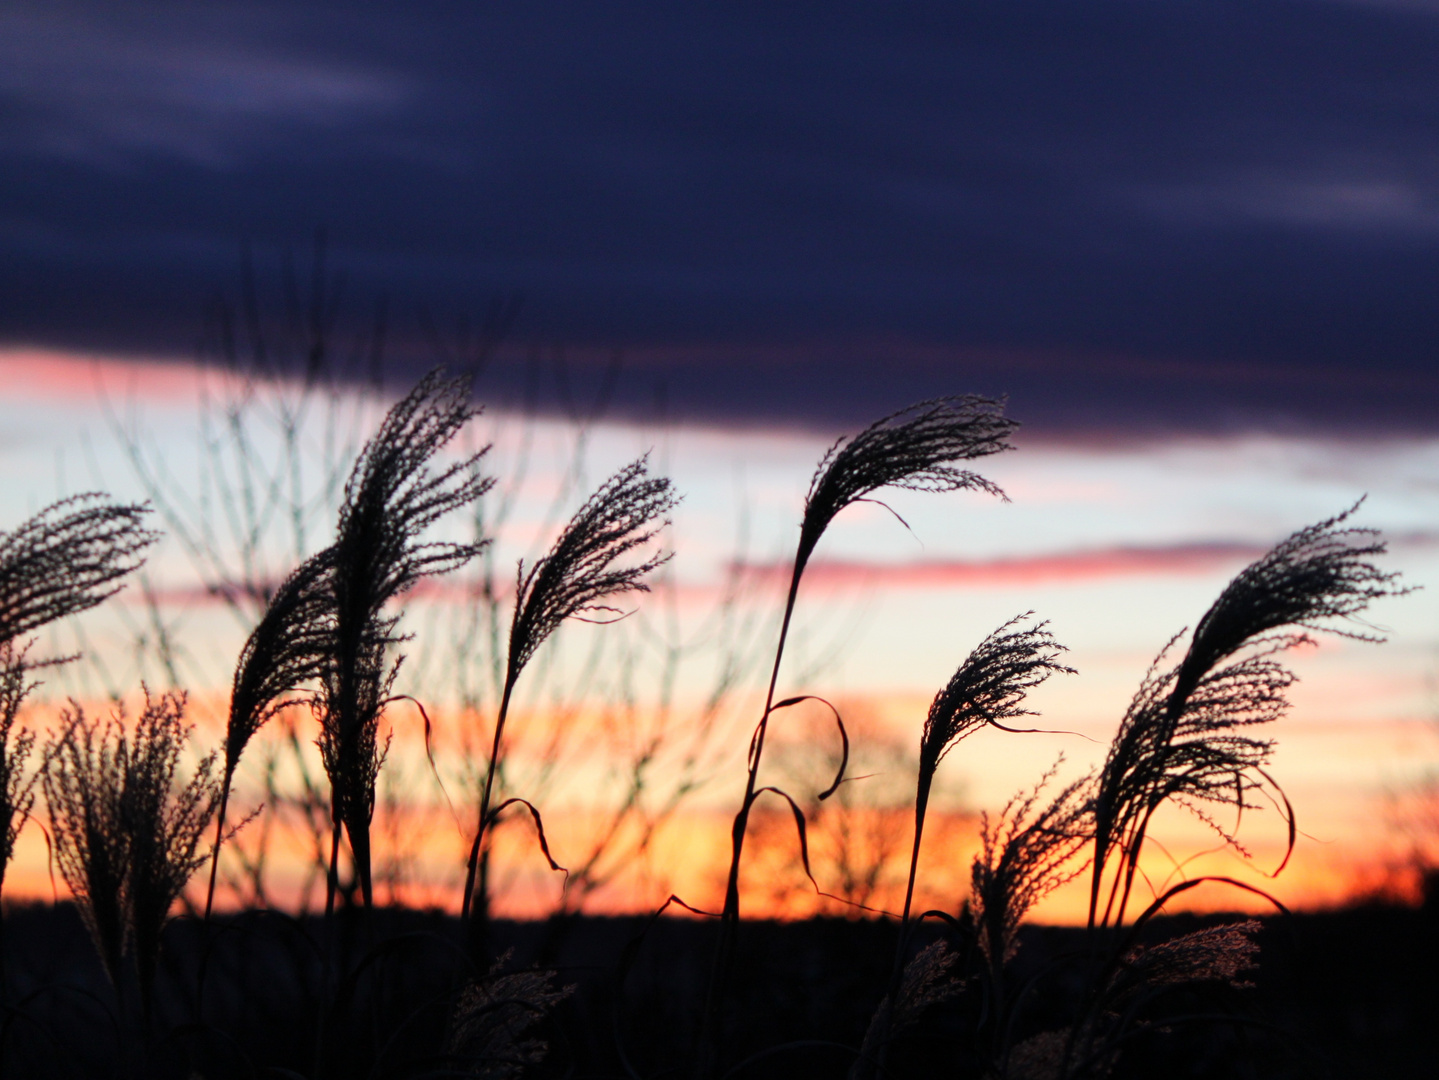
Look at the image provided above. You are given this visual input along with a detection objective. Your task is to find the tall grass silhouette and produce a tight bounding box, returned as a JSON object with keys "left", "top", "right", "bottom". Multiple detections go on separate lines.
{"left": 205, "top": 547, "right": 337, "bottom": 918}
{"left": 316, "top": 370, "right": 491, "bottom": 913}
{"left": 0, "top": 644, "right": 37, "bottom": 902}
{"left": 42, "top": 705, "right": 129, "bottom": 991}
{"left": 855, "top": 617, "right": 1072, "bottom": 1076}
{"left": 117, "top": 692, "right": 223, "bottom": 1010}
{"left": 0, "top": 494, "right": 154, "bottom": 982}
{"left": 968, "top": 766, "right": 1093, "bottom": 1070}
{"left": 698, "top": 396, "right": 1016, "bottom": 1077}
{"left": 1088, "top": 503, "right": 1404, "bottom": 930}
{"left": 0, "top": 369, "right": 1419, "bottom": 1080}
{"left": 461, "top": 455, "right": 677, "bottom": 944}
{"left": 922, "top": 503, "right": 1408, "bottom": 1079}
{"left": 907, "top": 616, "right": 1073, "bottom": 934}
{"left": 0, "top": 495, "right": 156, "bottom": 645}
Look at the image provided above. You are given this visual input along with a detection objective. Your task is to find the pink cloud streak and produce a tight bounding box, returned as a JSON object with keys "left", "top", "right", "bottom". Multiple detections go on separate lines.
{"left": 733, "top": 542, "right": 1276, "bottom": 589}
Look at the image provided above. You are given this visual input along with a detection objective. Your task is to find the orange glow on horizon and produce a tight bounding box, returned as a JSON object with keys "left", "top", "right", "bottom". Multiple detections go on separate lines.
{"left": 3, "top": 688, "right": 1430, "bottom": 925}
{"left": 3, "top": 789, "right": 1421, "bottom": 925}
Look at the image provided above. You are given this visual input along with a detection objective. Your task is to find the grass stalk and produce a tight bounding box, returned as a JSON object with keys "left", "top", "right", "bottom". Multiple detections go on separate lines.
{"left": 855, "top": 617, "right": 1069, "bottom": 1078}
{"left": 460, "top": 457, "right": 676, "bottom": 954}
{"left": 205, "top": 548, "right": 338, "bottom": 920}
{"left": 315, "top": 370, "right": 490, "bottom": 919}
{"left": 461, "top": 677, "right": 514, "bottom": 926}
{"left": 697, "top": 397, "right": 1015, "bottom": 1079}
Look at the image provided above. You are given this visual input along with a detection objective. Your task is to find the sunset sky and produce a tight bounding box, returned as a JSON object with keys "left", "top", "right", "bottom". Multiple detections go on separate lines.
{"left": 3, "top": 1, "right": 1439, "bottom": 922}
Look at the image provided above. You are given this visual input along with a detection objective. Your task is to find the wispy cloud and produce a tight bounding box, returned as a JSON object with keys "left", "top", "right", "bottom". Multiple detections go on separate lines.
{"left": 0, "top": 6, "right": 406, "bottom": 168}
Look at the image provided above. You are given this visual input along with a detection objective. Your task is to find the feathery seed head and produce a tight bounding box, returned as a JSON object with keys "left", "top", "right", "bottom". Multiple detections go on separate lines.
{"left": 919, "top": 614, "right": 1073, "bottom": 785}
{"left": 798, "top": 397, "right": 1014, "bottom": 572}
{"left": 43, "top": 691, "right": 221, "bottom": 994}
{"left": 0, "top": 642, "right": 38, "bottom": 893}
{"left": 1004, "top": 1029, "right": 1073, "bottom": 1080}
{"left": 331, "top": 369, "right": 492, "bottom": 636}
{"left": 120, "top": 690, "right": 223, "bottom": 998}
{"left": 42, "top": 704, "right": 131, "bottom": 987}
{"left": 972, "top": 765, "right": 1093, "bottom": 967}
{"left": 0, "top": 495, "right": 157, "bottom": 645}
{"left": 1171, "top": 501, "right": 1404, "bottom": 712}
{"left": 506, "top": 455, "right": 678, "bottom": 686}
{"left": 854, "top": 939, "right": 964, "bottom": 1069}
{"left": 1123, "top": 920, "right": 1261, "bottom": 990}
{"left": 226, "top": 546, "right": 338, "bottom": 778}
{"left": 319, "top": 370, "right": 492, "bottom": 904}
{"left": 890, "top": 939, "right": 963, "bottom": 1031}
{"left": 1094, "top": 507, "right": 1406, "bottom": 901}
{"left": 449, "top": 949, "right": 575, "bottom": 1079}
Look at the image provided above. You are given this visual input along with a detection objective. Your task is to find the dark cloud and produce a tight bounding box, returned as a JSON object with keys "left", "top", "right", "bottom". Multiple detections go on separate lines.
{"left": 5, "top": 1, "right": 1439, "bottom": 434}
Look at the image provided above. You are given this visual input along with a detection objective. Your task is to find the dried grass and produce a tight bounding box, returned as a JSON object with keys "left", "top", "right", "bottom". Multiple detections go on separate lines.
{"left": 42, "top": 704, "right": 129, "bottom": 987}
{"left": 464, "top": 456, "right": 677, "bottom": 925}
{"left": 448, "top": 949, "right": 574, "bottom": 1079}
{"left": 972, "top": 766, "right": 1093, "bottom": 970}
{"left": 1088, "top": 504, "right": 1407, "bottom": 928}
{"left": 206, "top": 547, "right": 338, "bottom": 916}
{"left": 0, "top": 494, "right": 156, "bottom": 644}
{"left": 318, "top": 369, "right": 491, "bottom": 908}
{"left": 706, "top": 396, "right": 1016, "bottom": 1079}
{"left": 118, "top": 691, "right": 223, "bottom": 1001}
{"left": 0, "top": 642, "right": 37, "bottom": 895}
{"left": 797, "top": 397, "right": 1015, "bottom": 576}
{"left": 42, "top": 691, "right": 222, "bottom": 1002}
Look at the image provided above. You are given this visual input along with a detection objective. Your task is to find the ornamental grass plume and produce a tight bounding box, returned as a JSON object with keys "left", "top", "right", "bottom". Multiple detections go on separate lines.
{"left": 907, "top": 615, "right": 1073, "bottom": 928}
{"left": 448, "top": 949, "right": 575, "bottom": 1080}
{"left": 118, "top": 691, "right": 223, "bottom": 1008}
{"left": 853, "top": 940, "right": 963, "bottom": 1077}
{"left": 1045, "top": 920, "right": 1263, "bottom": 1080}
{"left": 1088, "top": 503, "right": 1406, "bottom": 929}
{"left": 462, "top": 456, "right": 677, "bottom": 927}
{"left": 0, "top": 494, "right": 156, "bottom": 645}
{"left": 795, "top": 397, "right": 1014, "bottom": 581}
{"left": 724, "top": 398, "right": 1015, "bottom": 918}
{"left": 0, "top": 643, "right": 37, "bottom": 897}
{"left": 205, "top": 547, "right": 338, "bottom": 917}
{"left": 972, "top": 766, "right": 1093, "bottom": 979}
{"left": 318, "top": 370, "right": 491, "bottom": 911}
{"left": 42, "top": 705, "right": 130, "bottom": 989}
{"left": 43, "top": 692, "right": 222, "bottom": 1007}
{"left": 1121, "top": 919, "right": 1261, "bottom": 991}
{"left": 856, "top": 618, "right": 1074, "bottom": 1078}
{"left": 0, "top": 493, "right": 153, "bottom": 921}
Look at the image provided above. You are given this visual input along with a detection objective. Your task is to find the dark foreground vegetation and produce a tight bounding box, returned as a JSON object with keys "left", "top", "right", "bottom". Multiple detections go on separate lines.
{"left": 0, "top": 899, "right": 1434, "bottom": 1079}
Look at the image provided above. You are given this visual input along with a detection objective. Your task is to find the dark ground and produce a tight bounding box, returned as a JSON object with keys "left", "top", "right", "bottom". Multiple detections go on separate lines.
{"left": 0, "top": 895, "right": 1433, "bottom": 1079}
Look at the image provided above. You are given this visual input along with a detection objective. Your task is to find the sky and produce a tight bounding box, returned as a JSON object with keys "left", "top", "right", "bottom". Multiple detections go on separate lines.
{"left": 2, "top": 2, "right": 1439, "bottom": 921}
